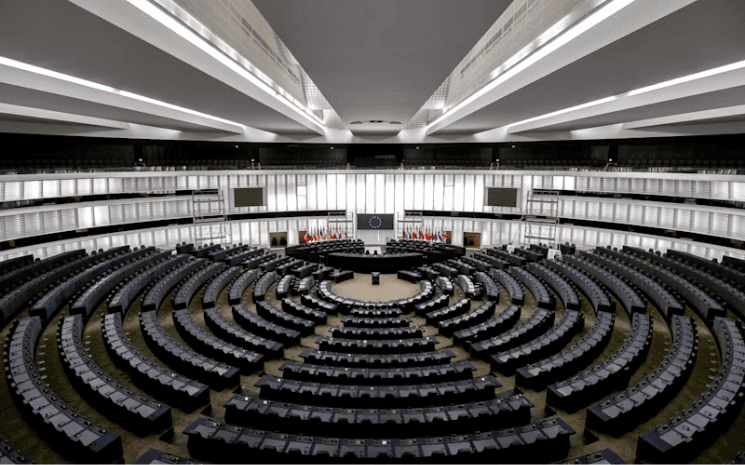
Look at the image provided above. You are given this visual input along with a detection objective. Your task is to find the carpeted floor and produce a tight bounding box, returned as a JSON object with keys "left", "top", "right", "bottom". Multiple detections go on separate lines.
{"left": 1, "top": 268, "right": 743, "bottom": 463}
{"left": 331, "top": 273, "right": 420, "bottom": 301}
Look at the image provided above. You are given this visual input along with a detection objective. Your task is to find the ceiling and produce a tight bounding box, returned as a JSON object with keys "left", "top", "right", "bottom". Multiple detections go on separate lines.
{"left": 252, "top": 0, "right": 511, "bottom": 135}
{"left": 0, "top": 0, "right": 743, "bottom": 143}
{"left": 435, "top": 0, "right": 745, "bottom": 135}
{"left": 0, "top": 0, "right": 317, "bottom": 135}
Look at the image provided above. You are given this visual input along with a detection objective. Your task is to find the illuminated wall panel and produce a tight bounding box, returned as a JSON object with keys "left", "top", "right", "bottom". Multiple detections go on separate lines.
{"left": 346, "top": 174, "right": 356, "bottom": 215}
{"left": 394, "top": 174, "right": 405, "bottom": 214}
{"left": 307, "top": 174, "right": 317, "bottom": 211}
{"left": 413, "top": 175, "right": 424, "bottom": 211}
{"left": 326, "top": 174, "right": 337, "bottom": 211}
{"left": 316, "top": 173, "right": 327, "bottom": 211}
{"left": 357, "top": 174, "right": 367, "bottom": 214}
{"left": 286, "top": 174, "right": 297, "bottom": 211}
{"left": 375, "top": 174, "right": 385, "bottom": 214}
{"left": 423, "top": 174, "right": 435, "bottom": 211}
{"left": 453, "top": 174, "right": 465, "bottom": 211}
{"left": 385, "top": 174, "right": 395, "bottom": 214}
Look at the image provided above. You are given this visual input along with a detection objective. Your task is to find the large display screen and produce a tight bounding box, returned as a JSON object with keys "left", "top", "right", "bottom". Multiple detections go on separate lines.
{"left": 486, "top": 187, "right": 518, "bottom": 207}
{"left": 234, "top": 187, "right": 265, "bottom": 207}
{"left": 357, "top": 213, "right": 394, "bottom": 230}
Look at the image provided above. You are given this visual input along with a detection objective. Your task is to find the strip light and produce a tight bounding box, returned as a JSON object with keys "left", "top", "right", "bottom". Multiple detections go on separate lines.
{"left": 506, "top": 58, "right": 745, "bottom": 131}
{"left": 425, "top": 0, "right": 637, "bottom": 132}
{"left": 128, "top": 0, "right": 324, "bottom": 127}
{"left": 0, "top": 55, "right": 246, "bottom": 130}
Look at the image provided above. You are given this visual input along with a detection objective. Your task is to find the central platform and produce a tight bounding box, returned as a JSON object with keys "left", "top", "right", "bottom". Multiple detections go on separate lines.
{"left": 326, "top": 252, "right": 425, "bottom": 273}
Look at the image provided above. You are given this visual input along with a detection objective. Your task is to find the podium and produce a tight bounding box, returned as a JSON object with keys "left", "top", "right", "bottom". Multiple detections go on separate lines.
{"left": 372, "top": 272, "right": 380, "bottom": 285}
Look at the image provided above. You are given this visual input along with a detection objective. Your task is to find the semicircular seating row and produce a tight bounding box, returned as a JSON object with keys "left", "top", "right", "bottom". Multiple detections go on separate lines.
{"left": 1, "top": 241, "right": 745, "bottom": 464}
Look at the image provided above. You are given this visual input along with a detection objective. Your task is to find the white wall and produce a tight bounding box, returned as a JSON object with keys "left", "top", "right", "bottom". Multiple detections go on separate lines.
{"left": 1, "top": 169, "right": 743, "bottom": 261}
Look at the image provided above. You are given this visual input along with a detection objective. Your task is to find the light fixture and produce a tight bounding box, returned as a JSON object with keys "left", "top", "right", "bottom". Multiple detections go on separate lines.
{"left": 425, "top": 0, "right": 638, "bottom": 132}
{"left": 126, "top": 0, "right": 324, "bottom": 127}
{"left": 0, "top": 56, "right": 246, "bottom": 130}
{"left": 507, "top": 58, "right": 745, "bottom": 132}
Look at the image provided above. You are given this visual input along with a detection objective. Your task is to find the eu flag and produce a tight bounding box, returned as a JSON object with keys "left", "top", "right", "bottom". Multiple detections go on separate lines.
{"left": 357, "top": 213, "right": 394, "bottom": 230}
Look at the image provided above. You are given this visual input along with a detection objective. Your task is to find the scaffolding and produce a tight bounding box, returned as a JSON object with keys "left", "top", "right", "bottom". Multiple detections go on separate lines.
{"left": 519, "top": 189, "right": 559, "bottom": 247}
{"left": 192, "top": 189, "right": 231, "bottom": 245}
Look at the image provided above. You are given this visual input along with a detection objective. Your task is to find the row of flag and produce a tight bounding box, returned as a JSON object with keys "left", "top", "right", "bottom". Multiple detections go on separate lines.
{"left": 303, "top": 227, "right": 349, "bottom": 243}
{"left": 402, "top": 226, "right": 449, "bottom": 242}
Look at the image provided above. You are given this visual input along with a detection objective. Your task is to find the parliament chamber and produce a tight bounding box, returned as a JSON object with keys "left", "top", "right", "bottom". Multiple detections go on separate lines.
{"left": 1, "top": 0, "right": 745, "bottom": 463}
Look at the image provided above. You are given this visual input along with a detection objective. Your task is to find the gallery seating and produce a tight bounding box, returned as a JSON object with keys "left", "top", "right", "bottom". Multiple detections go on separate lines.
{"left": 510, "top": 267, "right": 555, "bottom": 310}
{"left": 617, "top": 246, "right": 725, "bottom": 321}
{"left": 299, "top": 348, "right": 456, "bottom": 368}
{"left": 254, "top": 374, "right": 501, "bottom": 408}
{"left": 141, "top": 259, "right": 208, "bottom": 312}
{"left": 436, "top": 276, "right": 455, "bottom": 296}
{"left": 563, "top": 255, "right": 646, "bottom": 315}
{"left": 223, "top": 392, "right": 532, "bottom": 437}
{"left": 172, "top": 309, "right": 264, "bottom": 374}
{"left": 107, "top": 253, "right": 189, "bottom": 314}
{"left": 58, "top": 315, "right": 172, "bottom": 434}
{"left": 0, "top": 432, "right": 34, "bottom": 464}
{"left": 636, "top": 317, "right": 745, "bottom": 463}
{"left": 102, "top": 313, "right": 210, "bottom": 410}
{"left": 253, "top": 271, "right": 278, "bottom": 302}
{"left": 282, "top": 297, "right": 328, "bottom": 324}
{"left": 202, "top": 265, "right": 243, "bottom": 309}
{"left": 648, "top": 250, "right": 745, "bottom": 321}
{"left": 133, "top": 448, "right": 202, "bottom": 465}
{"left": 425, "top": 298, "right": 471, "bottom": 324}
{"left": 140, "top": 310, "right": 240, "bottom": 390}
{"left": 232, "top": 304, "right": 301, "bottom": 345}
{"left": 547, "top": 313, "right": 652, "bottom": 412}
{"left": 275, "top": 274, "right": 296, "bottom": 299}
{"left": 316, "top": 335, "right": 438, "bottom": 354}
{"left": 30, "top": 246, "right": 134, "bottom": 322}
{"left": 228, "top": 268, "right": 261, "bottom": 305}
{"left": 438, "top": 300, "right": 496, "bottom": 337}
{"left": 5, "top": 317, "right": 124, "bottom": 463}
{"left": 257, "top": 300, "right": 315, "bottom": 336}
{"left": 184, "top": 416, "right": 574, "bottom": 463}
{"left": 452, "top": 304, "right": 521, "bottom": 345}
{"left": 278, "top": 359, "right": 476, "bottom": 385}
{"left": 173, "top": 262, "right": 226, "bottom": 310}
{"left": 469, "top": 307, "right": 555, "bottom": 358}
{"left": 515, "top": 311, "right": 614, "bottom": 391}
{"left": 414, "top": 294, "right": 449, "bottom": 316}
{"left": 583, "top": 250, "right": 683, "bottom": 320}
{"left": 545, "top": 260, "right": 615, "bottom": 314}
{"left": 526, "top": 262, "right": 580, "bottom": 311}
{"left": 350, "top": 307, "right": 402, "bottom": 317}
{"left": 474, "top": 271, "right": 501, "bottom": 301}
{"left": 328, "top": 326, "right": 424, "bottom": 340}
{"left": 70, "top": 247, "right": 162, "bottom": 318}
{"left": 586, "top": 315, "right": 697, "bottom": 435}
{"left": 490, "top": 269, "right": 525, "bottom": 305}
{"left": 491, "top": 309, "right": 583, "bottom": 375}
{"left": 341, "top": 315, "right": 411, "bottom": 328}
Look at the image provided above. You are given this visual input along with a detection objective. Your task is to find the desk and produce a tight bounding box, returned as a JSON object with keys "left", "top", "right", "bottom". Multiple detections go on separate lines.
{"left": 327, "top": 252, "right": 424, "bottom": 274}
